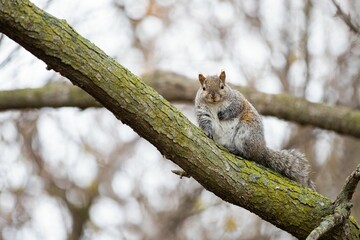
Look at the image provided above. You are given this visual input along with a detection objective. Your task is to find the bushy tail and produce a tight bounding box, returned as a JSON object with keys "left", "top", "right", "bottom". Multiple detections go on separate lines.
{"left": 265, "top": 148, "right": 315, "bottom": 190}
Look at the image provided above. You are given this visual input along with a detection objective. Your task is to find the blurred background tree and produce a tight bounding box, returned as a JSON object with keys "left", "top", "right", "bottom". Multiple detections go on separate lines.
{"left": 0, "top": 0, "right": 359, "bottom": 239}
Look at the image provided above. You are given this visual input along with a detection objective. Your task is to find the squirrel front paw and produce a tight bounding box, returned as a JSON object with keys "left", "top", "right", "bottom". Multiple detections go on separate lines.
{"left": 204, "top": 130, "right": 213, "bottom": 139}
{"left": 218, "top": 110, "right": 227, "bottom": 120}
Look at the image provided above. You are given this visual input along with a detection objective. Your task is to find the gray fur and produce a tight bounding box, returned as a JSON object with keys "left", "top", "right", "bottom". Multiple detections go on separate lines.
{"left": 195, "top": 72, "right": 315, "bottom": 190}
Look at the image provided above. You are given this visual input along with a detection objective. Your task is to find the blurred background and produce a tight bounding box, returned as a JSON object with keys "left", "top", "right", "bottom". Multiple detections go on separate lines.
{"left": 1, "top": 0, "right": 360, "bottom": 239}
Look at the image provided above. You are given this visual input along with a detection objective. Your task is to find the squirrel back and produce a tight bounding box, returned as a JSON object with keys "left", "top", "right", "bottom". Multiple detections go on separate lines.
{"left": 195, "top": 70, "right": 315, "bottom": 190}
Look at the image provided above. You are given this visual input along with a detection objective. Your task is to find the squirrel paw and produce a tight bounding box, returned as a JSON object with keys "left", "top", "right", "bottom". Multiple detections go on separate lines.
{"left": 205, "top": 131, "right": 213, "bottom": 139}
{"left": 218, "top": 111, "right": 227, "bottom": 120}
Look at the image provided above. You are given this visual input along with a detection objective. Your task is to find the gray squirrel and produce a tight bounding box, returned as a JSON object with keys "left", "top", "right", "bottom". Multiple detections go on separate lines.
{"left": 195, "top": 70, "right": 315, "bottom": 190}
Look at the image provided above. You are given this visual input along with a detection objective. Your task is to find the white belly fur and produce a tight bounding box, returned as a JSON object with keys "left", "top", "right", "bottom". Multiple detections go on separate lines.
{"left": 208, "top": 105, "right": 238, "bottom": 149}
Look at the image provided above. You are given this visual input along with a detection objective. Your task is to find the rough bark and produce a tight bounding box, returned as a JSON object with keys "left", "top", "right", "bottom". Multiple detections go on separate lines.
{"left": 0, "top": 0, "right": 359, "bottom": 239}
{"left": 307, "top": 164, "right": 360, "bottom": 240}
{"left": 1, "top": 72, "right": 360, "bottom": 139}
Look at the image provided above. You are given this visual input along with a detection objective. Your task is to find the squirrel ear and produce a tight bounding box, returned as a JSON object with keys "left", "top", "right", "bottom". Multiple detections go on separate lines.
{"left": 199, "top": 74, "right": 206, "bottom": 85}
{"left": 219, "top": 70, "right": 226, "bottom": 82}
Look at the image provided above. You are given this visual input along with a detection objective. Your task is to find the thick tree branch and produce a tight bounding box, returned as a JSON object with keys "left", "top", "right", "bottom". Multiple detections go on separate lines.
{"left": 0, "top": 83, "right": 102, "bottom": 110}
{"left": 1, "top": 72, "right": 360, "bottom": 139}
{"left": 0, "top": 1, "right": 359, "bottom": 239}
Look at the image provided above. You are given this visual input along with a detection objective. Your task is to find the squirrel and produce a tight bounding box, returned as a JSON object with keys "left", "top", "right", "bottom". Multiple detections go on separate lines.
{"left": 195, "top": 70, "right": 315, "bottom": 190}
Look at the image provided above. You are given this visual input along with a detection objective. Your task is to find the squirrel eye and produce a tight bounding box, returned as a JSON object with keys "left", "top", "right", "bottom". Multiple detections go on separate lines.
{"left": 220, "top": 84, "right": 224, "bottom": 89}
{"left": 202, "top": 87, "right": 206, "bottom": 90}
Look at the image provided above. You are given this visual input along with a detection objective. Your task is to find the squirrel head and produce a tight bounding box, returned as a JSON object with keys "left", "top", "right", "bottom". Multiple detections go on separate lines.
{"left": 198, "top": 70, "right": 228, "bottom": 103}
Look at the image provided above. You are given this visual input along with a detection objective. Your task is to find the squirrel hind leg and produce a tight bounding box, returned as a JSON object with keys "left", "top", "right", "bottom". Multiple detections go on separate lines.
{"left": 228, "top": 148, "right": 245, "bottom": 158}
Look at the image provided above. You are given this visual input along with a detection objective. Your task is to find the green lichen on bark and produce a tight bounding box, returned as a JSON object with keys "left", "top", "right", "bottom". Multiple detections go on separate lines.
{"left": 0, "top": 0, "right": 360, "bottom": 239}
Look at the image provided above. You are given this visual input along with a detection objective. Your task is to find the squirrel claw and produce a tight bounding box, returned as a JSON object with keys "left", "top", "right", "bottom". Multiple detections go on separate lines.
{"left": 205, "top": 132, "right": 213, "bottom": 139}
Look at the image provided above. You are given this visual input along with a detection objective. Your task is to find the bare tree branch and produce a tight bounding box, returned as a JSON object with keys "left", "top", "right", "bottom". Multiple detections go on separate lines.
{"left": 332, "top": 0, "right": 360, "bottom": 34}
{"left": 1, "top": 72, "right": 360, "bottom": 139}
{"left": 334, "top": 164, "right": 360, "bottom": 208}
{"left": 307, "top": 164, "right": 360, "bottom": 239}
{"left": 306, "top": 204, "right": 352, "bottom": 240}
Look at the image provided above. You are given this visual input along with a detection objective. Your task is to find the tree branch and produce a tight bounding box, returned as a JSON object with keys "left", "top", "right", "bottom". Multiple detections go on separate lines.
{"left": 0, "top": 83, "right": 102, "bottom": 110}
{"left": 334, "top": 164, "right": 360, "bottom": 207}
{"left": 306, "top": 204, "right": 352, "bottom": 240}
{"left": 1, "top": 72, "right": 360, "bottom": 139}
{"left": 307, "top": 164, "right": 360, "bottom": 240}
{"left": 0, "top": 1, "right": 359, "bottom": 239}
{"left": 332, "top": 0, "right": 360, "bottom": 35}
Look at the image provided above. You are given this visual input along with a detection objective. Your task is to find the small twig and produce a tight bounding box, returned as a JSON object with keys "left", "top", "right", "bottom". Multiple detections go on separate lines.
{"left": 334, "top": 164, "right": 360, "bottom": 206}
{"left": 306, "top": 164, "right": 360, "bottom": 240}
{"left": 332, "top": 0, "right": 360, "bottom": 35}
{"left": 306, "top": 203, "right": 352, "bottom": 240}
{"left": 171, "top": 169, "right": 191, "bottom": 179}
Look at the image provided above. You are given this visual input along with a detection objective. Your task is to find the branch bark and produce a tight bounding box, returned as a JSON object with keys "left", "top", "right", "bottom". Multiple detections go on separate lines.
{"left": 1, "top": 72, "right": 360, "bottom": 139}
{"left": 307, "top": 164, "right": 360, "bottom": 240}
{"left": 0, "top": 0, "right": 359, "bottom": 239}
